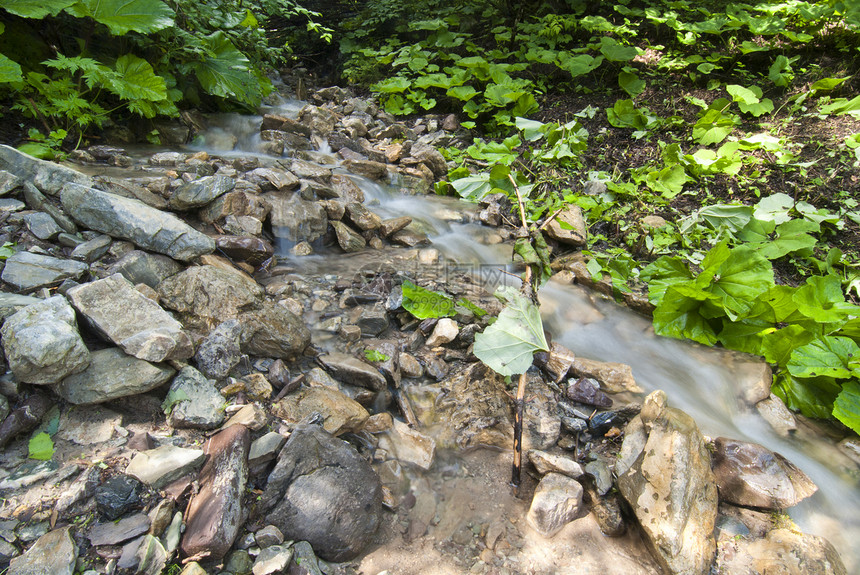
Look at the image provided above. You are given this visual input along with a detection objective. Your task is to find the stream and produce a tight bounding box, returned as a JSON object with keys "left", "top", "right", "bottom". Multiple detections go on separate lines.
{"left": 186, "top": 98, "right": 860, "bottom": 571}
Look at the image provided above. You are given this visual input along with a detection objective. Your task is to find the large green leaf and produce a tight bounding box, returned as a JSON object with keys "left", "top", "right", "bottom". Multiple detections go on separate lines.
{"left": 753, "top": 193, "right": 794, "bottom": 224}
{"left": 1, "top": 0, "right": 75, "bottom": 18}
{"left": 697, "top": 243, "right": 774, "bottom": 320}
{"left": 28, "top": 432, "right": 54, "bottom": 460}
{"left": 717, "top": 316, "right": 772, "bottom": 355}
{"left": 451, "top": 174, "right": 492, "bottom": 202}
{"left": 401, "top": 280, "right": 455, "bottom": 319}
{"left": 641, "top": 255, "right": 694, "bottom": 306}
{"left": 193, "top": 32, "right": 263, "bottom": 105}
{"left": 473, "top": 286, "right": 549, "bottom": 377}
{"left": 833, "top": 380, "right": 860, "bottom": 434}
{"left": 108, "top": 54, "right": 166, "bottom": 102}
{"left": 372, "top": 77, "right": 411, "bottom": 93}
{"left": 0, "top": 53, "right": 22, "bottom": 83}
{"left": 762, "top": 324, "right": 815, "bottom": 365}
{"left": 772, "top": 373, "right": 840, "bottom": 420}
{"left": 787, "top": 336, "right": 860, "bottom": 379}
{"left": 599, "top": 37, "right": 636, "bottom": 62}
{"left": 692, "top": 105, "right": 738, "bottom": 145}
{"left": 66, "top": 0, "right": 174, "bottom": 34}
{"left": 644, "top": 164, "right": 689, "bottom": 199}
{"left": 793, "top": 275, "right": 859, "bottom": 324}
{"left": 749, "top": 219, "right": 818, "bottom": 260}
{"left": 653, "top": 283, "right": 721, "bottom": 345}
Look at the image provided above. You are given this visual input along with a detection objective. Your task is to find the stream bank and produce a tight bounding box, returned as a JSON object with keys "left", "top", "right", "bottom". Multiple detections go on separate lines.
{"left": 0, "top": 84, "right": 855, "bottom": 575}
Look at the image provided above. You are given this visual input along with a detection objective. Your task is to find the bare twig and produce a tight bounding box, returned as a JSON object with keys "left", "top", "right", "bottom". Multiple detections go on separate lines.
{"left": 539, "top": 206, "right": 566, "bottom": 232}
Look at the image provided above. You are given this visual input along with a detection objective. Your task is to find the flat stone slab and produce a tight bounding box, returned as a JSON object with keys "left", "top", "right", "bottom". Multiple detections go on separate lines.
{"left": 61, "top": 183, "right": 215, "bottom": 261}
{"left": 57, "top": 406, "right": 122, "bottom": 445}
{"left": 0, "top": 144, "right": 92, "bottom": 195}
{"left": 55, "top": 347, "right": 175, "bottom": 405}
{"left": 7, "top": 526, "right": 78, "bottom": 575}
{"left": 67, "top": 274, "right": 192, "bottom": 362}
{"left": 88, "top": 513, "right": 151, "bottom": 546}
{"left": 1, "top": 251, "right": 88, "bottom": 292}
{"left": 318, "top": 352, "right": 386, "bottom": 390}
{"left": 125, "top": 445, "right": 205, "bottom": 489}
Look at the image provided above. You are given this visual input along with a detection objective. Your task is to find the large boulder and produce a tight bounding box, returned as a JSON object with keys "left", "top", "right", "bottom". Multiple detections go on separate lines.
{"left": 108, "top": 250, "right": 183, "bottom": 289}
{"left": 715, "top": 528, "right": 846, "bottom": 575}
{"left": 271, "top": 386, "right": 368, "bottom": 436}
{"left": 616, "top": 390, "right": 718, "bottom": 575}
{"left": 711, "top": 437, "right": 817, "bottom": 509}
{"left": 166, "top": 366, "right": 227, "bottom": 430}
{"left": 61, "top": 183, "right": 215, "bottom": 261}
{"left": 1, "top": 251, "right": 88, "bottom": 292}
{"left": 0, "top": 144, "right": 91, "bottom": 195}
{"left": 56, "top": 347, "right": 175, "bottom": 404}
{"left": 67, "top": 274, "right": 193, "bottom": 362}
{"left": 261, "top": 424, "right": 382, "bottom": 562}
{"left": 238, "top": 301, "right": 310, "bottom": 359}
{"left": 157, "top": 265, "right": 264, "bottom": 331}
{"left": 169, "top": 175, "right": 235, "bottom": 210}
{"left": 7, "top": 526, "right": 78, "bottom": 575}
{"left": 264, "top": 193, "right": 327, "bottom": 243}
{"left": 181, "top": 425, "right": 250, "bottom": 562}
{"left": 1, "top": 296, "right": 90, "bottom": 384}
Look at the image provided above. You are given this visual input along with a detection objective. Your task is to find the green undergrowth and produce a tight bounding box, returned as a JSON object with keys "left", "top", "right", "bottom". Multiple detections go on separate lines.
{"left": 342, "top": 0, "right": 860, "bottom": 434}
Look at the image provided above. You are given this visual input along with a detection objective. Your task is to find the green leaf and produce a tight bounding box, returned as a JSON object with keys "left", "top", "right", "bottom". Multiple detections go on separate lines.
{"left": 28, "top": 432, "right": 54, "bottom": 460}
{"left": 618, "top": 71, "right": 645, "bottom": 97}
{"left": 833, "top": 380, "right": 860, "bottom": 434}
{"left": 793, "top": 275, "right": 859, "bottom": 324}
{"left": 607, "top": 99, "right": 648, "bottom": 130}
{"left": 450, "top": 174, "right": 492, "bottom": 202}
{"left": 66, "top": 0, "right": 174, "bottom": 35}
{"left": 762, "top": 324, "right": 815, "bottom": 365}
{"left": 787, "top": 336, "right": 860, "bottom": 379}
{"left": 653, "top": 283, "right": 720, "bottom": 345}
{"left": 556, "top": 53, "right": 602, "bottom": 77}
{"left": 726, "top": 84, "right": 760, "bottom": 105}
{"left": 692, "top": 108, "right": 738, "bottom": 145}
{"left": 193, "top": 32, "right": 265, "bottom": 105}
{"left": 457, "top": 298, "right": 487, "bottom": 318}
{"left": 373, "top": 77, "right": 411, "bottom": 93}
{"left": 401, "top": 280, "right": 455, "bottom": 319}
{"left": 364, "top": 349, "right": 390, "bottom": 362}
{"left": 810, "top": 77, "right": 848, "bottom": 92}
{"left": 473, "top": 286, "right": 549, "bottom": 377}
{"left": 108, "top": 54, "right": 167, "bottom": 103}
{"left": 717, "top": 316, "right": 772, "bottom": 355}
{"left": 641, "top": 256, "right": 694, "bottom": 306}
{"left": 754, "top": 193, "right": 794, "bottom": 224}
{"left": 772, "top": 373, "right": 840, "bottom": 420}
{"left": 697, "top": 243, "right": 775, "bottom": 321}
{"left": 644, "top": 164, "right": 689, "bottom": 199}
{"left": 446, "top": 85, "right": 478, "bottom": 101}
{"left": 0, "top": 0, "right": 75, "bottom": 18}
{"left": 599, "top": 37, "right": 636, "bottom": 62}
{"left": 0, "top": 53, "right": 23, "bottom": 83}
{"left": 749, "top": 219, "right": 818, "bottom": 260}
{"left": 819, "top": 95, "right": 860, "bottom": 117}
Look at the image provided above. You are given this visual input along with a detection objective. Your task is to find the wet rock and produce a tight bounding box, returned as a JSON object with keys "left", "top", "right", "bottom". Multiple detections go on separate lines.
{"left": 271, "top": 386, "right": 369, "bottom": 436}
{"left": 109, "top": 250, "right": 183, "bottom": 289}
{"left": 68, "top": 274, "right": 192, "bottom": 362}
{"left": 254, "top": 525, "right": 285, "bottom": 549}
{"left": 755, "top": 393, "right": 797, "bottom": 436}
{"left": 588, "top": 405, "right": 640, "bottom": 436}
{"left": 70, "top": 234, "right": 112, "bottom": 262}
{"left": 253, "top": 544, "right": 293, "bottom": 575}
{"left": 616, "top": 390, "right": 718, "bottom": 575}
{"left": 585, "top": 458, "right": 613, "bottom": 495}
{"left": 526, "top": 473, "right": 584, "bottom": 537}
{"left": 169, "top": 175, "right": 234, "bottom": 210}
{"left": 400, "top": 353, "right": 423, "bottom": 378}
{"left": 239, "top": 300, "right": 310, "bottom": 359}
{"left": 299, "top": 105, "right": 338, "bottom": 135}
{"left": 343, "top": 159, "right": 388, "bottom": 180}
{"left": 567, "top": 377, "right": 613, "bottom": 408}
{"left": 287, "top": 158, "right": 331, "bottom": 180}
{"left": 94, "top": 175, "right": 168, "bottom": 210}
{"left": 1, "top": 251, "right": 88, "bottom": 292}
{"left": 95, "top": 475, "right": 143, "bottom": 520}
{"left": 345, "top": 202, "right": 382, "bottom": 231}
{"left": 426, "top": 318, "right": 458, "bottom": 347}
{"left": 431, "top": 362, "right": 514, "bottom": 449}
{"left": 1, "top": 296, "right": 89, "bottom": 384}
{"left": 88, "top": 513, "right": 150, "bottom": 546}
{"left": 715, "top": 528, "right": 846, "bottom": 575}
{"left": 590, "top": 491, "right": 627, "bottom": 537}
{"left": 331, "top": 220, "right": 366, "bottom": 252}
{"left": 318, "top": 352, "right": 387, "bottom": 391}
{"left": 391, "top": 227, "right": 430, "bottom": 247}
{"left": 534, "top": 342, "right": 575, "bottom": 383}
{"left": 166, "top": 366, "right": 227, "bottom": 430}
{"left": 7, "top": 526, "right": 77, "bottom": 575}
{"left": 711, "top": 437, "right": 817, "bottom": 509}
{"left": 569, "top": 357, "right": 642, "bottom": 394}
{"left": 56, "top": 347, "right": 175, "bottom": 405}
{"left": 0, "top": 144, "right": 92, "bottom": 195}
{"left": 378, "top": 418, "right": 436, "bottom": 470}
{"left": 118, "top": 534, "right": 167, "bottom": 575}
{"left": 61, "top": 183, "right": 215, "bottom": 261}
{"left": 735, "top": 361, "right": 773, "bottom": 407}
{"left": 23, "top": 212, "right": 63, "bottom": 240}
{"left": 379, "top": 216, "right": 412, "bottom": 237}
{"left": 181, "top": 424, "right": 250, "bottom": 562}
{"left": 200, "top": 190, "right": 271, "bottom": 224}
{"left": 261, "top": 424, "right": 383, "bottom": 562}
{"left": 194, "top": 319, "right": 242, "bottom": 379}
{"left": 409, "top": 142, "right": 447, "bottom": 177}
{"left": 545, "top": 205, "right": 587, "bottom": 247}
{"left": 529, "top": 450, "right": 585, "bottom": 478}
{"left": 330, "top": 174, "right": 365, "bottom": 203}
{"left": 523, "top": 372, "right": 561, "bottom": 451}
{"left": 157, "top": 264, "right": 264, "bottom": 331}
{"left": 265, "top": 193, "right": 327, "bottom": 242}
{"left": 0, "top": 394, "right": 52, "bottom": 450}
{"left": 246, "top": 167, "right": 299, "bottom": 192}
{"left": 215, "top": 235, "right": 274, "bottom": 267}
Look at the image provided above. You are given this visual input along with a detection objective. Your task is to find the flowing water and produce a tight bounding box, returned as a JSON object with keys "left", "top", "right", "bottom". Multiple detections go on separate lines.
{"left": 190, "top": 99, "right": 860, "bottom": 571}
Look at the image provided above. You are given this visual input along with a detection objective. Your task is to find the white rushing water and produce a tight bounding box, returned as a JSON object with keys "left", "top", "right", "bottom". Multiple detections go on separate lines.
{"left": 192, "top": 101, "right": 860, "bottom": 570}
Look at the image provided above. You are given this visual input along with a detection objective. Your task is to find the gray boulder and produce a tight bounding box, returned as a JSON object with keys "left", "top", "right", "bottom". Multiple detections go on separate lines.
{"left": 711, "top": 437, "right": 817, "bottom": 509}
{"left": 264, "top": 193, "right": 327, "bottom": 242}
{"left": 181, "top": 424, "right": 250, "bottom": 562}
{"left": 616, "top": 390, "right": 718, "bottom": 575}
{"left": 166, "top": 366, "right": 226, "bottom": 430}
{"left": 715, "top": 528, "right": 846, "bottom": 575}
{"left": 318, "top": 352, "right": 386, "bottom": 391}
{"left": 7, "top": 526, "right": 77, "bottom": 575}
{"left": 331, "top": 220, "right": 366, "bottom": 252}
{"left": 261, "top": 424, "right": 383, "bottom": 562}
{"left": 169, "top": 175, "right": 235, "bottom": 210}
{"left": 1, "top": 296, "right": 90, "bottom": 384}
{"left": 109, "top": 250, "right": 183, "bottom": 289}
{"left": 56, "top": 347, "right": 175, "bottom": 404}
{"left": 60, "top": 183, "right": 215, "bottom": 261}
{"left": 1, "top": 251, "right": 88, "bottom": 292}
{"left": 239, "top": 301, "right": 310, "bottom": 359}
{"left": 0, "top": 144, "right": 91, "bottom": 195}
{"left": 67, "top": 274, "right": 193, "bottom": 362}
{"left": 125, "top": 445, "right": 205, "bottom": 489}
{"left": 194, "top": 319, "right": 243, "bottom": 379}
